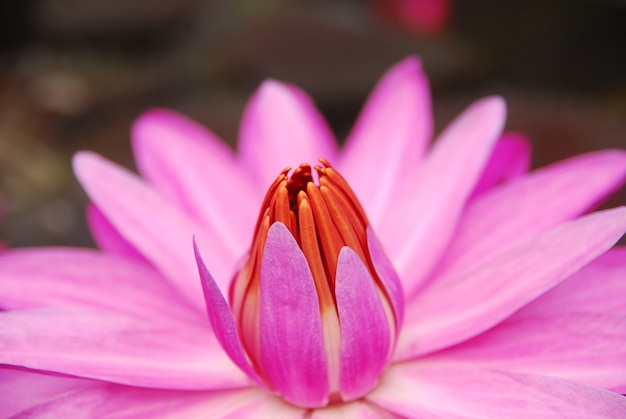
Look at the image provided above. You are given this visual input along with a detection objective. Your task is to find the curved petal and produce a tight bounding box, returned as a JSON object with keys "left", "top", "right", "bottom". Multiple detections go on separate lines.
{"left": 87, "top": 204, "right": 145, "bottom": 259}
{"left": 428, "top": 313, "right": 626, "bottom": 393}
{"left": 397, "top": 207, "right": 626, "bottom": 360}
{"left": 238, "top": 80, "right": 338, "bottom": 189}
{"left": 436, "top": 150, "right": 626, "bottom": 280}
{"left": 0, "top": 367, "right": 99, "bottom": 418}
{"left": 380, "top": 96, "right": 506, "bottom": 296}
{"left": 367, "top": 227, "right": 404, "bottom": 330}
{"left": 368, "top": 362, "right": 626, "bottom": 418}
{"left": 73, "top": 151, "right": 237, "bottom": 309}
{"left": 470, "top": 131, "right": 531, "bottom": 198}
{"left": 339, "top": 56, "right": 433, "bottom": 225}
{"left": 13, "top": 385, "right": 271, "bottom": 419}
{"left": 0, "top": 308, "right": 249, "bottom": 390}
{"left": 336, "top": 247, "right": 390, "bottom": 401}
{"left": 260, "top": 222, "right": 329, "bottom": 408}
{"left": 0, "top": 247, "right": 200, "bottom": 324}
{"left": 194, "top": 241, "right": 266, "bottom": 387}
{"left": 132, "top": 109, "right": 256, "bottom": 251}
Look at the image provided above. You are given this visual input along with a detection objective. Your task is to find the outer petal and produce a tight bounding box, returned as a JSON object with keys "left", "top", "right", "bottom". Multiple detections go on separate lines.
{"left": 428, "top": 313, "right": 626, "bottom": 393}
{"left": 0, "top": 367, "right": 99, "bottom": 418}
{"left": 312, "top": 400, "right": 394, "bottom": 419}
{"left": 13, "top": 385, "right": 272, "bottom": 419}
{"left": 516, "top": 247, "right": 626, "bottom": 318}
{"left": 132, "top": 109, "right": 256, "bottom": 252}
{"left": 336, "top": 247, "right": 390, "bottom": 401}
{"left": 380, "top": 97, "right": 506, "bottom": 295}
{"left": 0, "top": 247, "right": 199, "bottom": 324}
{"left": 238, "top": 80, "right": 337, "bottom": 189}
{"left": 367, "top": 227, "right": 404, "bottom": 329}
{"left": 260, "top": 222, "right": 329, "bottom": 408}
{"left": 339, "top": 57, "right": 433, "bottom": 225}
{"left": 0, "top": 308, "right": 249, "bottom": 390}
{"left": 194, "top": 241, "right": 265, "bottom": 387}
{"left": 397, "top": 207, "right": 626, "bottom": 359}
{"left": 470, "top": 131, "right": 531, "bottom": 198}
{"left": 368, "top": 363, "right": 626, "bottom": 418}
{"left": 73, "top": 151, "right": 235, "bottom": 309}
{"left": 437, "top": 150, "right": 626, "bottom": 280}
{"left": 87, "top": 204, "right": 145, "bottom": 259}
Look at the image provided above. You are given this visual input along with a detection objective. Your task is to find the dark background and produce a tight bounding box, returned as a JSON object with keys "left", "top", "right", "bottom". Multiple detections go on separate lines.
{"left": 0, "top": 0, "right": 624, "bottom": 248}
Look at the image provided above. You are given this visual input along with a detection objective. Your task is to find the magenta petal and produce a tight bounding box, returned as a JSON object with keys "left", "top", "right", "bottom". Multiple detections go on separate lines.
{"left": 194, "top": 241, "right": 265, "bottom": 388}
{"left": 398, "top": 206, "right": 626, "bottom": 359}
{"left": 438, "top": 149, "right": 626, "bottom": 279}
{"left": 0, "top": 248, "right": 200, "bottom": 324}
{"left": 260, "top": 222, "right": 329, "bottom": 408}
{"left": 368, "top": 362, "right": 626, "bottom": 417}
{"left": 0, "top": 308, "right": 248, "bottom": 390}
{"left": 15, "top": 385, "right": 271, "bottom": 419}
{"left": 470, "top": 131, "right": 531, "bottom": 198}
{"left": 517, "top": 247, "right": 626, "bottom": 318}
{"left": 339, "top": 57, "right": 433, "bottom": 224}
{"left": 366, "top": 227, "right": 404, "bottom": 330}
{"left": 380, "top": 96, "right": 506, "bottom": 296}
{"left": 87, "top": 204, "right": 145, "bottom": 259}
{"left": 336, "top": 247, "right": 390, "bottom": 401}
{"left": 132, "top": 109, "right": 256, "bottom": 251}
{"left": 238, "top": 81, "right": 337, "bottom": 189}
{"left": 430, "top": 312, "right": 626, "bottom": 393}
{"left": 0, "top": 367, "right": 99, "bottom": 418}
{"left": 73, "top": 151, "right": 236, "bottom": 309}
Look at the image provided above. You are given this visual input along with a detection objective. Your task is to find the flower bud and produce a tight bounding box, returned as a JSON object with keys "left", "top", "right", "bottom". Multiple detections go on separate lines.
{"left": 229, "top": 159, "right": 404, "bottom": 408}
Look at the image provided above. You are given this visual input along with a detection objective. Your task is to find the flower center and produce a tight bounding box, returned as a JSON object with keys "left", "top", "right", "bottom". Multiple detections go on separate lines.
{"left": 229, "top": 159, "right": 402, "bottom": 407}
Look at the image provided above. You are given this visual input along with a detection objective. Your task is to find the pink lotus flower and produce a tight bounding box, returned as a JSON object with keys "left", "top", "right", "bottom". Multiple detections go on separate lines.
{"left": 2, "top": 57, "right": 626, "bottom": 417}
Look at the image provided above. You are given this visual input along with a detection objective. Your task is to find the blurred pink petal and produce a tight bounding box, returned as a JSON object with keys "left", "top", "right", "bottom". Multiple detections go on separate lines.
{"left": 368, "top": 363, "right": 626, "bottom": 417}
{"left": 470, "top": 131, "right": 532, "bottom": 198}
{"left": 398, "top": 207, "right": 626, "bottom": 358}
{"left": 0, "top": 308, "right": 248, "bottom": 390}
{"left": 238, "top": 81, "right": 337, "bottom": 189}
{"left": 340, "top": 56, "right": 432, "bottom": 225}
{"left": 133, "top": 109, "right": 257, "bottom": 251}
{"left": 0, "top": 248, "right": 198, "bottom": 323}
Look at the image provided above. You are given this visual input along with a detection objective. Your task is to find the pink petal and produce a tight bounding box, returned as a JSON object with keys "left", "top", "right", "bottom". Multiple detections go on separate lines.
{"left": 380, "top": 96, "right": 506, "bottom": 295}
{"left": 223, "top": 394, "right": 305, "bottom": 419}
{"left": 516, "top": 247, "right": 626, "bottom": 318}
{"left": 194, "top": 241, "right": 265, "bottom": 387}
{"left": 0, "top": 247, "right": 199, "bottom": 324}
{"left": 368, "top": 362, "right": 626, "bottom": 417}
{"left": 311, "top": 400, "right": 387, "bottom": 418}
{"left": 132, "top": 109, "right": 256, "bottom": 252}
{"left": 437, "top": 150, "right": 626, "bottom": 280}
{"left": 0, "top": 367, "right": 99, "bottom": 418}
{"left": 87, "top": 204, "right": 145, "bottom": 259}
{"left": 367, "top": 227, "right": 404, "bottom": 329}
{"left": 470, "top": 131, "right": 531, "bottom": 198}
{"left": 339, "top": 57, "right": 433, "bottom": 225}
{"left": 15, "top": 385, "right": 272, "bottom": 419}
{"left": 0, "top": 308, "right": 249, "bottom": 390}
{"left": 238, "top": 80, "right": 338, "bottom": 189}
{"left": 397, "top": 206, "right": 626, "bottom": 359}
{"left": 336, "top": 247, "right": 390, "bottom": 401}
{"left": 428, "top": 313, "right": 626, "bottom": 393}
{"left": 260, "top": 222, "right": 329, "bottom": 408}
{"left": 73, "top": 151, "right": 236, "bottom": 309}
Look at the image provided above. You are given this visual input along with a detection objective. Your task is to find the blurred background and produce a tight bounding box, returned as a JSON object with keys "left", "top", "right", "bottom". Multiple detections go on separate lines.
{"left": 0, "top": 0, "right": 624, "bottom": 248}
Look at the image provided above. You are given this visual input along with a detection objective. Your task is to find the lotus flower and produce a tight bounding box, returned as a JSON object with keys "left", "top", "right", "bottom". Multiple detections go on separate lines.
{"left": 2, "top": 57, "right": 626, "bottom": 417}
